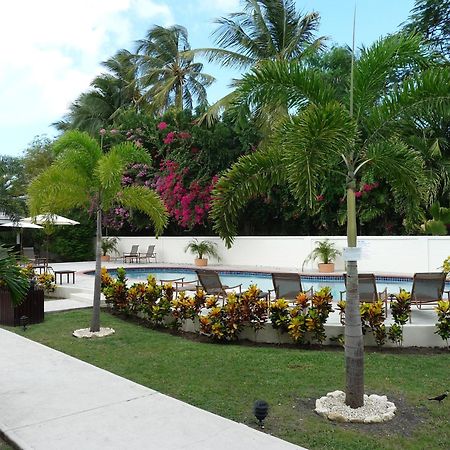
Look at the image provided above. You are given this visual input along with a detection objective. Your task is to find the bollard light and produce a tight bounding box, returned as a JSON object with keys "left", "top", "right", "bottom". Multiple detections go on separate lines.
{"left": 20, "top": 315, "right": 29, "bottom": 331}
{"left": 253, "top": 400, "right": 269, "bottom": 428}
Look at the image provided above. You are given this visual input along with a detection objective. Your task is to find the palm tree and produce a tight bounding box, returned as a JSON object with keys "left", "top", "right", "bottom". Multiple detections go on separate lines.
{"left": 135, "top": 25, "right": 215, "bottom": 112}
{"left": 28, "top": 131, "right": 168, "bottom": 332}
{"left": 199, "top": 0, "right": 325, "bottom": 69}
{"left": 210, "top": 33, "right": 450, "bottom": 407}
{"left": 197, "top": 0, "right": 325, "bottom": 124}
{"left": 55, "top": 50, "right": 141, "bottom": 134}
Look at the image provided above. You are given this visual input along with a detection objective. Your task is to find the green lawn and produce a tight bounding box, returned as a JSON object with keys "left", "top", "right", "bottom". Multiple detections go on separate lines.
{"left": 3, "top": 310, "right": 449, "bottom": 450}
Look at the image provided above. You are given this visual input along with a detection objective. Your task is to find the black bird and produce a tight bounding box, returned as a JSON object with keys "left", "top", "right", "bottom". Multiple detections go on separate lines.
{"left": 428, "top": 391, "right": 448, "bottom": 403}
{"left": 253, "top": 400, "right": 269, "bottom": 428}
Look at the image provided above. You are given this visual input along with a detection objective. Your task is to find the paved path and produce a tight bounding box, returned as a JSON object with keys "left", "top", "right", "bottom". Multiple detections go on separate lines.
{"left": 0, "top": 329, "right": 305, "bottom": 450}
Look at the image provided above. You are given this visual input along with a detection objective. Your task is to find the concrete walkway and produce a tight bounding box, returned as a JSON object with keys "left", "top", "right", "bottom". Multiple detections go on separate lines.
{"left": 0, "top": 329, "right": 305, "bottom": 450}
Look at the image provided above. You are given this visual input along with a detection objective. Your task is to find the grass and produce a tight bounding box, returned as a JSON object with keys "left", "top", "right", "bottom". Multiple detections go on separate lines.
{"left": 3, "top": 309, "right": 450, "bottom": 449}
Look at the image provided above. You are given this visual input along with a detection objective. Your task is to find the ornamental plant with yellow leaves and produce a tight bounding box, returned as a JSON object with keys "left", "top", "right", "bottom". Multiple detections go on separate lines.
{"left": 435, "top": 300, "right": 450, "bottom": 348}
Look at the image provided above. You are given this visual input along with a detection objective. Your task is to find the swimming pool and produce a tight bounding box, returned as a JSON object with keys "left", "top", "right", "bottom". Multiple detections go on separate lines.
{"left": 95, "top": 267, "right": 430, "bottom": 299}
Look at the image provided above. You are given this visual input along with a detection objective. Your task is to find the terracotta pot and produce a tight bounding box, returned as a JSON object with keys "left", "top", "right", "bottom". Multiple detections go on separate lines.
{"left": 101, "top": 255, "right": 111, "bottom": 262}
{"left": 318, "top": 263, "right": 335, "bottom": 273}
{"left": 194, "top": 258, "right": 208, "bottom": 267}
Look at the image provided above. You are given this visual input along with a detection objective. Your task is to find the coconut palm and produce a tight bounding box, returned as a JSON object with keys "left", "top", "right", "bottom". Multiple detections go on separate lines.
{"left": 196, "top": 0, "right": 325, "bottom": 123}
{"left": 210, "top": 33, "right": 450, "bottom": 407}
{"left": 135, "top": 25, "right": 215, "bottom": 112}
{"left": 199, "top": 0, "right": 325, "bottom": 69}
{"left": 55, "top": 50, "right": 141, "bottom": 134}
{"left": 28, "top": 131, "right": 168, "bottom": 332}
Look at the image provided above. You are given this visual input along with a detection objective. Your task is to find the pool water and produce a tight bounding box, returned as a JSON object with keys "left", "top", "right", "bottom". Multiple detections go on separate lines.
{"left": 101, "top": 268, "right": 423, "bottom": 299}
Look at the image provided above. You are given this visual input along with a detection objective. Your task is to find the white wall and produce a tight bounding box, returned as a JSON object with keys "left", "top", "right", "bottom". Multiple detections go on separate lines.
{"left": 115, "top": 235, "right": 450, "bottom": 275}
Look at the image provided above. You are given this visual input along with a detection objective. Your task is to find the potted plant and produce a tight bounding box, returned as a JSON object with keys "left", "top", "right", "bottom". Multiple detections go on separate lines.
{"left": 305, "top": 240, "right": 341, "bottom": 273}
{"left": 101, "top": 237, "right": 119, "bottom": 262}
{"left": 184, "top": 239, "right": 220, "bottom": 266}
{"left": 0, "top": 245, "right": 45, "bottom": 326}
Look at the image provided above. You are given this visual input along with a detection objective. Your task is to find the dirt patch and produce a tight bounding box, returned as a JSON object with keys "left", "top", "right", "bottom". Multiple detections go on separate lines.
{"left": 295, "top": 394, "right": 428, "bottom": 437}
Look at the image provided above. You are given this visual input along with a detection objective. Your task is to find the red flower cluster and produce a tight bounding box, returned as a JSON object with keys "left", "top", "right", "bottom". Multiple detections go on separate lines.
{"left": 155, "top": 160, "right": 217, "bottom": 229}
{"left": 355, "top": 182, "right": 380, "bottom": 199}
{"left": 162, "top": 129, "right": 192, "bottom": 145}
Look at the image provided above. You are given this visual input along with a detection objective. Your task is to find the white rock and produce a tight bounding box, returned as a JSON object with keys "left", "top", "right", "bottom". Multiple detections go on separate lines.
{"left": 382, "top": 412, "right": 395, "bottom": 421}
{"left": 315, "top": 391, "right": 396, "bottom": 424}
{"left": 364, "top": 415, "right": 381, "bottom": 423}
{"left": 314, "top": 407, "right": 328, "bottom": 416}
{"left": 327, "top": 412, "right": 348, "bottom": 422}
{"left": 327, "top": 390, "right": 345, "bottom": 399}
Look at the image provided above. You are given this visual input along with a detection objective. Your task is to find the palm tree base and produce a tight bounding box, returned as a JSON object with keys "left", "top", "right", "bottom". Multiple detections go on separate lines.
{"left": 73, "top": 327, "right": 115, "bottom": 338}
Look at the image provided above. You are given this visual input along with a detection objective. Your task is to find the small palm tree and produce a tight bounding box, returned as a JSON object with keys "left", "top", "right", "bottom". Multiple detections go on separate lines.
{"left": 210, "top": 33, "right": 450, "bottom": 407}
{"left": 28, "top": 131, "right": 168, "bottom": 332}
{"left": 307, "top": 240, "right": 341, "bottom": 265}
{"left": 0, "top": 245, "right": 30, "bottom": 306}
{"left": 184, "top": 239, "right": 220, "bottom": 261}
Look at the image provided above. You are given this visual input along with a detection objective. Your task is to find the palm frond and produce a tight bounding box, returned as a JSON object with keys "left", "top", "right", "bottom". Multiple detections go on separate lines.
{"left": 210, "top": 146, "right": 285, "bottom": 248}
{"left": 234, "top": 60, "right": 336, "bottom": 113}
{"left": 119, "top": 186, "right": 168, "bottom": 236}
{"left": 277, "top": 102, "right": 356, "bottom": 208}
{"left": 52, "top": 131, "right": 102, "bottom": 180}
{"left": 28, "top": 166, "right": 91, "bottom": 215}
{"left": 364, "top": 138, "right": 426, "bottom": 224}
{"left": 354, "top": 33, "right": 430, "bottom": 120}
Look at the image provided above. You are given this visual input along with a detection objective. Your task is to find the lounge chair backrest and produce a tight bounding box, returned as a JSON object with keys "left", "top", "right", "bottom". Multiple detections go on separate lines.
{"left": 129, "top": 245, "right": 139, "bottom": 255}
{"left": 411, "top": 272, "right": 446, "bottom": 302}
{"left": 344, "top": 273, "right": 377, "bottom": 302}
{"left": 195, "top": 269, "right": 223, "bottom": 293}
{"left": 22, "top": 247, "right": 35, "bottom": 260}
{"left": 272, "top": 273, "right": 302, "bottom": 300}
{"left": 145, "top": 245, "right": 155, "bottom": 256}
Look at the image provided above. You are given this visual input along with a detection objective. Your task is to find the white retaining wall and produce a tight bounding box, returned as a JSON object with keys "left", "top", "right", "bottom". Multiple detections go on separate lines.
{"left": 114, "top": 235, "right": 450, "bottom": 274}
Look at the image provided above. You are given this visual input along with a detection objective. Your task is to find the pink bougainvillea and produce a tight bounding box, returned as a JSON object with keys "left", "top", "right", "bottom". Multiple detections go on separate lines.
{"left": 155, "top": 160, "right": 217, "bottom": 229}
{"left": 158, "top": 121, "right": 168, "bottom": 130}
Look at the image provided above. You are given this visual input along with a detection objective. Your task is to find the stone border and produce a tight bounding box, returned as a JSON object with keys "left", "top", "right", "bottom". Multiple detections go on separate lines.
{"left": 315, "top": 390, "right": 396, "bottom": 423}
{"left": 73, "top": 327, "right": 115, "bottom": 338}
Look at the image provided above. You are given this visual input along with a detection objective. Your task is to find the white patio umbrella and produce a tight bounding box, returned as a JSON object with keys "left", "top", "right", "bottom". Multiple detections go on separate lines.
{"left": 1, "top": 221, "right": 44, "bottom": 229}
{"left": 22, "top": 214, "right": 80, "bottom": 259}
{"left": 22, "top": 214, "right": 80, "bottom": 226}
{"left": 1, "top": 221, "right": 44, "bottom": 249}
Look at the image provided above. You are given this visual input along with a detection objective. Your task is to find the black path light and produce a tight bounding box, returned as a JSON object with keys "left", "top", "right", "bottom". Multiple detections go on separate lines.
{"left": 20, "top": 315, "right": 29, "bottom": 331}
{"left": 253, "top": 400, "right": 269, "bottom": 428}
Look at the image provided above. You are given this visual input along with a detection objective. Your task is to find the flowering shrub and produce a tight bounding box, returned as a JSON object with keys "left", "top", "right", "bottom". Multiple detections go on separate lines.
{"left": 155, "top": 160, "right": 217, "bottom": 229}
{"left": 103, "top": 163, "right": 153, "bottom": 230}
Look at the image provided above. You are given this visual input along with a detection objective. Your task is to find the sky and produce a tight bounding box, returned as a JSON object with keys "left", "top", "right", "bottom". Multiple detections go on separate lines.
{"left": 0, "top": 0, "right": 415, "bottom": 157}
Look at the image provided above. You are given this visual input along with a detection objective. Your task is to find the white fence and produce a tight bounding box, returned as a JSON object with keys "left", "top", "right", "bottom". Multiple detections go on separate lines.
{"left": 115, "top": 235, "right": 450, "bottom": 275}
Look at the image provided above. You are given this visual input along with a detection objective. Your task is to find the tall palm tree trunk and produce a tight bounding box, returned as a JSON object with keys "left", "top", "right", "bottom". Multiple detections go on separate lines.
{"left": 175, "top": 82, "right": 183, "bottom": 110}
{"left": 90, "top": 207, "right": 102, "bottom": 332}
{"left": 345, "top": 187, "right": 364, "bottom": 408}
